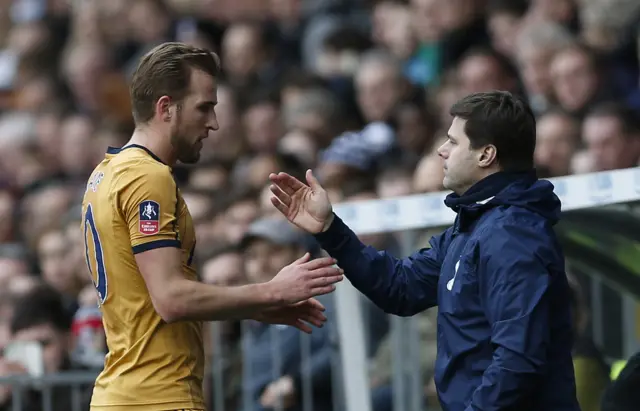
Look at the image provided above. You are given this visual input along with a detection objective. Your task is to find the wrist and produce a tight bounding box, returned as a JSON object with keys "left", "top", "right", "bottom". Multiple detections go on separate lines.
{"left": 254, "top": 281, "right": 285, "bottom": 307}
{"left": 321, "top": 213, "right": 335, "bottom": 232}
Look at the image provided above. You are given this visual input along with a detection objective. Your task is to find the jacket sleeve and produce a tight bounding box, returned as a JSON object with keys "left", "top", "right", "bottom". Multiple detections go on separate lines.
{"left": 466, "top": 221, "right": 552, "bottom": 411}
{"left": 313, "top": 214, "right": 446, "bottom": 316}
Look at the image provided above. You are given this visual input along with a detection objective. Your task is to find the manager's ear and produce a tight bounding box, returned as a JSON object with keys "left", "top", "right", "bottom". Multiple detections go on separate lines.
{"left": 477, "top": 144, "right": 497, "bottom": 169}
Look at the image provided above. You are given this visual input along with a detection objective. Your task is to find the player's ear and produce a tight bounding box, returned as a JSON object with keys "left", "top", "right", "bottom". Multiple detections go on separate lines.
{"left": 156, "top": 96, "right": 172, "bottom": 122}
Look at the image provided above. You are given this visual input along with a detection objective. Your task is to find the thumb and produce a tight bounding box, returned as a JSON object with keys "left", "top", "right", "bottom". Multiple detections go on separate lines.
{"left": 306, "top": 169, "right": 322, "bottom": 191}
{"left": 293, "top": 252, "right": 311, "bottom": 265}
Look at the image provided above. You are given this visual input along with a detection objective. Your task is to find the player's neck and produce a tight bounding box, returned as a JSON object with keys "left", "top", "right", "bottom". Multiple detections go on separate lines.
{"left": 127, "top": 127, "right": 177, "bottom": 166}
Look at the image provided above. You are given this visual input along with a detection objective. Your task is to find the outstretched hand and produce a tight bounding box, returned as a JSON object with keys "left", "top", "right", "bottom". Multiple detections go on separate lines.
{"left": 269, "top": 169, "right": 334, "bottom": 234}
{"left": 268, "top": 252, "right": 343, "bottom": 305}
{"left": 255, "top": 298, "right": 328, "bottom": 334}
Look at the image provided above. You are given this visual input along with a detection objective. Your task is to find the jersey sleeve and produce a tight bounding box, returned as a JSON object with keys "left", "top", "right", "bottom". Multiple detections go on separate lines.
{"left": 116, "top": 164, "right": 181, "bottom": 254}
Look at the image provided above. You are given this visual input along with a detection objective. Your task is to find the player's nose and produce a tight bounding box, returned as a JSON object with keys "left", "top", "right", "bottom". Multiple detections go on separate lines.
{"left": 206, "top": 115, "right": 219, "bottom": 132}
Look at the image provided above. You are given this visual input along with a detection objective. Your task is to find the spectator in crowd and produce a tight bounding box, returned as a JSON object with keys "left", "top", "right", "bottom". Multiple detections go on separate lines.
{"left": 200, "top": 244, "right": 246, "bottom": 287}
{"left": 486, "top": 0, "right": 529, "bottom": 60}
{"left": 0, "top": 187, "right": 17, "bottom": 244}
{"left": 0, "top": 284, "right": 93, "bottom": 411}
{"left": 534, "top": 109, "right": 581, "bottom": 177}
{"left": 0, "top": 295, "right": 15, "bottom": 352}
{"left": 580, "top": 102, "right": 640, "bottom": 172}
{"left": 200, "top": 245, "right": 246, "bottom": 411}
{"left": 565, "top": 271, "right": 609, "bottom": 411}
{"left": 239, "top": 217, "right": 335, "bottom": 411}
{"left": 0, "top": 244, "right": 30, "bottom": 288}
{"left": 514, "top": 20, "right": 575, "bottom": 115}
{"left": 368, "top": 306, "right": 439, "bottom": 411}
{"left": 456, "top": 47, "right": 520, "bottom": 96}
{"left": 549, "top": 42, "right": 614, "bottom": 118}
{"left": 71, "top": 286, "right": 106, "bottom": 370}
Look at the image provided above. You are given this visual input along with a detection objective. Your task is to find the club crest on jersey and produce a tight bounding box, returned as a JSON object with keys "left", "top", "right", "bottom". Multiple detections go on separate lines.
{"left": 139, "top": 200, "right": 160, "bottom": 235}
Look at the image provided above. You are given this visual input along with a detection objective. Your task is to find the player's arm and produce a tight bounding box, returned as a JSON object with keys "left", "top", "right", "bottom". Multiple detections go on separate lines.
{"left": 141, "top": 251, "right": 341, "bottom": 323}
{"left": 135, "top": 247, "right": 279, "bottom": 322}
{"left": 119, "top": 166, "right": 341, "bottom": 323}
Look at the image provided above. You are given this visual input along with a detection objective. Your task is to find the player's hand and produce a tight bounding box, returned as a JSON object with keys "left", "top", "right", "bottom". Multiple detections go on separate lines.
{"left": 269, "top": 169, "right": 334, "bottom": 234}
{"left": 255, "top": 298, "right": 327, "bottom": 334}
{"left": 260, "top": 375, "right": 296, "bottom": 408}
{"left": 268, "top": 253, "right": 343, "bottom": 304}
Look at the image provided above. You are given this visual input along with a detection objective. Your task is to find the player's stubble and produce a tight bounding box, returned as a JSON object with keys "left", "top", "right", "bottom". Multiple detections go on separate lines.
{"left": 170, "top": 102, "right": 202, "bottom": 164}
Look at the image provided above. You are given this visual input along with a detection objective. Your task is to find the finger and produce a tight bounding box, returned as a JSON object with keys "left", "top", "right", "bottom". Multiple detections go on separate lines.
{"left": 278, "top": 304, "right": 326, "bottom": 326}
{"left": 310, "top": 274, "right": 344, "bottom": 289}
{"left": 270, "top": 184, "right": 292, "bottom": 206}
{"left": 270, "top": 172, "right": 307, "bottom": 195}
{"left": 293, "top": 301, "right": 327, "bottom": 319}
{"left": 292, "top": 319, "right": 313, "bottom": 334}
{"left": 300, "top": 313, "right": 326, "bottom": 327}
{"left": 306, "top": 265, "right": 344, "bottom": 279}
{"left": 294, "top": 310, "right": 327, "bottom": 326}
{"left": 308, "top": 284, "right": 337, "bottom": 297}
{"left": 301, "top": 256, "right": 338, "bottom": 270}
{"left": 289, "top": 306, "right": 326, "bottom": 327}
{"left": 305, "top": 307, "right": 328, "bottom": 323}
{"left": 306, "top": 298, "right": 326, "bottom": 311}
{"left": 280, "top": 172, "right": 308, "bottom": 194}
{"left": 269, "top": 171, "right": 289, "bottom": 184}
{"left": 289, "top": 299, "right": 321, "bottom": 311}
{"left": 270, "top": 196, "right": 290, "bottom": 216}
{"left": 306, "top": 169, "right": 323, "bottom": 192}
{"left": 309, "top": 273, "right": 344, "bottom": 288}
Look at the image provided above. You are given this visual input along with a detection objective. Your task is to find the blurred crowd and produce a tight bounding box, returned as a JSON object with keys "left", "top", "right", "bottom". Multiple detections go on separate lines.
{"left": 0, "top": 0, "right": 640, "bottom": 410}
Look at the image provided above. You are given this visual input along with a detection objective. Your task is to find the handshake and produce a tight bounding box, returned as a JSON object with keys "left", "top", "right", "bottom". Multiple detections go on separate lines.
{"left": 253, "top": 169, "right": 343, "bottom": 333}
{"left": 256, "top": 253, "right": 343, "bottom": 334}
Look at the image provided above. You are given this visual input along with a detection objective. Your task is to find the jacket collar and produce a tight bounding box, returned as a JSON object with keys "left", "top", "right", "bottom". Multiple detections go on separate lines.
{"left": 445, "top": 170, "right": 537, "bottom": 232}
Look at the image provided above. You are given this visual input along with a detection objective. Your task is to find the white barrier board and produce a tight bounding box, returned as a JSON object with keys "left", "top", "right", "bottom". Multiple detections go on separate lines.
{"left": 333, "top": 167, "right": 640, "bottom": 235}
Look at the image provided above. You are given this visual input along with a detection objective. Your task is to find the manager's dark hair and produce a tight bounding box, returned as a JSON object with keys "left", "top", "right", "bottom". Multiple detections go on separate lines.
{"left": 450, "top": 90, "right": 536, "bottom": 172}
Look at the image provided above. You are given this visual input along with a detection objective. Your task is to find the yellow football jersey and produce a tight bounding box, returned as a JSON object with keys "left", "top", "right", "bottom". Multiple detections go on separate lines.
{"left": 82, "top": 145, "right": 204, "bottom": 411}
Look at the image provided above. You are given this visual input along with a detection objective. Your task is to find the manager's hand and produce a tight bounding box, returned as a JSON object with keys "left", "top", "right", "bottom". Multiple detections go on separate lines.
{"left": 269, "top": 169, "right": 334, "bottom": 234}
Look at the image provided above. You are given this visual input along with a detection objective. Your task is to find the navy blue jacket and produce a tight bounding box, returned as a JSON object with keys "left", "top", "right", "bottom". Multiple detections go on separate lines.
{"left": 314, "top": 171, "right": 580, "bottom": 411}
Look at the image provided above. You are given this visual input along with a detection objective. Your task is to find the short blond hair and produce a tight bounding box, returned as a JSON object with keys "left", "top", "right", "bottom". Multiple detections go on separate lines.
{"left": 130, "top": 42, "right": 221, "bottom": 124}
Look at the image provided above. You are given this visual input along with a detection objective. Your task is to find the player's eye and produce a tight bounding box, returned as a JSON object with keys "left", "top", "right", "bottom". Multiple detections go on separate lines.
{"left": 198, "top": 103, "right": 215, "bottom": 114}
